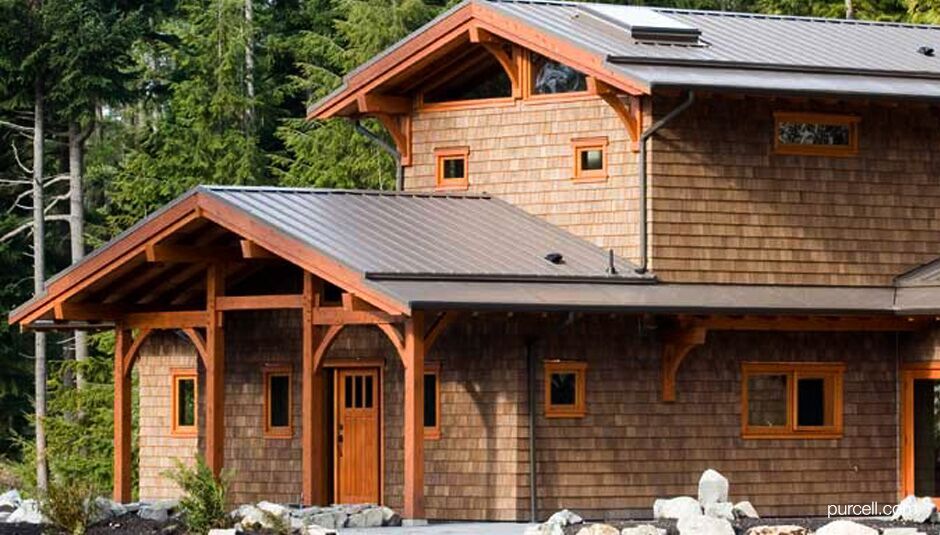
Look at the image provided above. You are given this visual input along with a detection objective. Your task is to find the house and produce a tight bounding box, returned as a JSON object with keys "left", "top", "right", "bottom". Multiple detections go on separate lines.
{"left": 12, "top": 0, "right": 940, "bottom": 523}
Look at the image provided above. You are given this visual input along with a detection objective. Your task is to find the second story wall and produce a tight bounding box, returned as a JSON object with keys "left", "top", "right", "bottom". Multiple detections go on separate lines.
{"left": 649, "top": 95, "right": 940, "bottom": 286}
{"left": 403, "top": 97, "right": 642, "bottom": 263}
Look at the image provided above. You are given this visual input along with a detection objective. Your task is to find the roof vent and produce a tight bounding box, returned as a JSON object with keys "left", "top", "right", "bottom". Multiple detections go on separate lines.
{"left": 919, "top": 46, "right": 935, "bottom": 57}
{"left": 580, "top": 4, "right": 701, "bottom": 43}
{"left": 544, "top": 252, "right": 565, "bottom": 265}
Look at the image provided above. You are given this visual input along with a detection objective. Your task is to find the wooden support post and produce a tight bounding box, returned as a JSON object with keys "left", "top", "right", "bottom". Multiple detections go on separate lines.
{"left": 205, "top": 265, "right": 225, "bottom": 476}
{"left": 302, "top": 272, "right": 327, "bottom": 505}
{"left": 402, "top": 311, "right": 426, "bottom": 520}
{"left": 113, "top": 326, "right": 132, "bottom": 503}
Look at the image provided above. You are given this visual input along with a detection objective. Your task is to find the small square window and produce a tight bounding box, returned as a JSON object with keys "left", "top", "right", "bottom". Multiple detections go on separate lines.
{"left": 544, "top": 361, "right": 587, "bottom": 418}
{"left": 742, "top": 362, "right": 844, "bottom": 439}
{"left": 571, "top": 137, "right": 608, "bottom": 182}
{"left": 773, "top": 112, "right": 859, "bottom": 157}
{"left": 264, "top": 365, "right": 292, "bottom": 438}
{"left": 435, "top": 147, "right": 469, "bottom": 189}
{"left": 424, "top": 363, "right": 441, "bottom": 440}
{"left": 171, "top": 369, "right": 198, "bottom": 437}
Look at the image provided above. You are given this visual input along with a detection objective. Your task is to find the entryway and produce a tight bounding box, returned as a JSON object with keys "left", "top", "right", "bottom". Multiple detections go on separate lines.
{"left": 901, "top": 363, "right": 940, "bottom": 504}
{"left": 334, "top": 367, "right": 381, "bottom": 504}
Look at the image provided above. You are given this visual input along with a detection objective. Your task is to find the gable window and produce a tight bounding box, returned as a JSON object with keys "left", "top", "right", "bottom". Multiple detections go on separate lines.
{"left": 741, "top": 362, "right": 844, "bottom": 439}
{"left": 773, "top": 112, "right": 859, "bottom": 156}
{"left": 424, "top": 363, "right": 441, "bottom": 440}
{"left": 320, "top": 281, "right": 343, "bottom": 307}
{"left": 544, "top": 361, "right": 587, "bottom": 418}
{"left": 435, "top": 147, "right": 469, "bottom": 189}
{"left": 572, "top": 137, "right": 608, "bottom": 182}
{"left": 528, "top": 51, "right": 587, "bottom": 96}
{"left": 171, "top": 369, "right": 198, "bottom": 437}
{"left": 264, "top": 365, "right": 292, "bottom": 438}
{"left": 421, "top": 47, "right": 512, "bottom": 106}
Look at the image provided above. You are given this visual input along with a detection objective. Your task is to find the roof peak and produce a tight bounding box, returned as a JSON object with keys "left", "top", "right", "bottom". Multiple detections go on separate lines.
{"left": 197, "top": 185, "right": 492, "bottom": 200}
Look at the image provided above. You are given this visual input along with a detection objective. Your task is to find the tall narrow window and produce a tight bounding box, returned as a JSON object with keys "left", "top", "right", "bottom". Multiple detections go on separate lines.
{"left": 424, "top": 363, "right": 441, "bottom": 440}
{"left": 528, "top": 51, "right": 587, "bottom": 96}
{"left": 773, "top": 112, "right": 859, "bottom": 156}
{"left": 435, "top": 147, "right": 470, "bottom": 189}
{"left": 572, "top": 137, "right": 608, "bottom": 182}
{"left": 171, "top": 369, "right": 198, "bottom": 437}
{"left": 264, "top": 365, "right": 292, "bottom": 438}
{"left": 544, "top": 361, "right": 587, "bottom": 418}
{"left": 741, "top": 362, "right": 844, "bottom": 439}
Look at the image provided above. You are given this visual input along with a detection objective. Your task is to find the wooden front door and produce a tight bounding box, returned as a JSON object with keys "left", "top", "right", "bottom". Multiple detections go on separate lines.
{"left": 901, "top": 363, "right": 940, "bottom": 508}
{"left": 334, "top": 368, "right": 381, "bottom": 504}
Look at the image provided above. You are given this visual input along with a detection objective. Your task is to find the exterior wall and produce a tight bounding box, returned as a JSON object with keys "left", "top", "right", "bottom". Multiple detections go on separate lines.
{"left": 403, "top": 97, "right": 642, "bottom": 263}
{"left": 649, "top": 95, "right": 940, "bottom": 285}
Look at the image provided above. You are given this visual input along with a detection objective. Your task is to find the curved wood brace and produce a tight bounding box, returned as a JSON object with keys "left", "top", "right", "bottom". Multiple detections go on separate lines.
{"left": 424, "top": 311, "right": 458, "bottom": 353}
{"left": 594, "top": 79, "right": 641, "bottom": 152}
{"left": 469, "top": 26, "right": 520, "bottom": 99}
{"left": 122, "top": 328, "right": 153, "bottom": 379}
{"left": 182, "top": 328, "right": 209, "bottom": 369}
{"left": 377, "top": 322, "right": 406, "bottom": 360}
{"left": 314, "top": 324, "right": 346, "bottom": 372}
{"left": 374, "top": 113, "right": 412, "bottom": 166}
{"left": 661, "top": 326, "right": 707, "bottom": 402}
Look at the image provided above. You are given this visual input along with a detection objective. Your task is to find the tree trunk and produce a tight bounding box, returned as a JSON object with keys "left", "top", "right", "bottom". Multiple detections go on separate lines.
{"left": 33, "top": 77, "right": 48, "bottom": 493}
{"left": 68, "top": 122, "right": 88, "bottom": 389}
{"left": 244, "top": 0, "right": 254, "bottom": 130}
{"left": 845, "top": 0, "right": 854, "bottom": 18}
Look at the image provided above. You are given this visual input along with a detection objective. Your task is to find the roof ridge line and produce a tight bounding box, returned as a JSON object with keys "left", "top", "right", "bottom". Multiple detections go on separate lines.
{"left": 199, "top": 185, "right": 493, "bottom": 199}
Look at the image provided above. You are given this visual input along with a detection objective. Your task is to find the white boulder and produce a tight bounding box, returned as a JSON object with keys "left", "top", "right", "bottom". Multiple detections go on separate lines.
{"left": 697, "top": 469, "right": 729, "bottom": 506}
{"left": 525, "top": 523, "right": 565, "bottom": 535}
{"left": 704, "top": 502, "right": 734, "bottom": 521}
{"left": 576, "top": 524, "right": 620, "bottom": 535}
{"left": 346, "top": 506, "right": 383, "bottom": 528}
{"left": 881, "top": 529, "right": 922, "bottom": 535}
{"left": 7, "top": 499, "right": 43, "bottom": 524}
{"left": 676, "top": 514, "right": 734, "bottom": 535}
{"left": 744, "top": 526, "right": 806, "bottom": 535}
{"left": 208, "top": 530, "right": 237, "bottom": 535}
{"left": 653, "top": 496, "right": 702, "bottom": 520}
{"left": 0, "top": 490, "right": 21, "bottom": 514}
{"left": 303, "top": 526, "right": 338, "bottom": 535}
{"left": 621, "top": 525, "right": 666, "bottom": 535}
{"left": 893, "top": 495, "right": 936, "bottom": 523}
{"left": 814, "top": 520, "right": 878, "bottom": 535}
{"left": 733, "top": 501, "right": 760, "bottom": 519}
{"left": 138, "top": 499, "right": 177, "bottom": 523}
{"left": 547, "top": 509, "right": 584, "bottom": 526}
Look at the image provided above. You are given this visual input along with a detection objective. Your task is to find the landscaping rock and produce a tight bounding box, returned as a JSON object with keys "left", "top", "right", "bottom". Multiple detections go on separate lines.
{"left": 893, "top": 495, "right": 936, "bottom": 523}
{"left": 381, "top": 505, "right": 401, "bottom": 526}
{"left": 525, "top": 523, "right": 565, "bottom": 535}
{"left": 0, "top": 512, "right": 9, "bottom": 523}
{"left": 235, "top": 504, "right": 267, "bottom": 529}
{"left": 704, "top": 501, "right": 734, "bottom": 521}
{"left": 621, "top": 525, "right": 666, "bottom": 535}
{"left": 676, "top": 514, "right": 734, "bottom": 535}
{"left": 347, "top": 506, "right": 384, "bottom": 528}
{"left": 94, "top": 496, "right": 127, "bottom": 519}
{"left": 7, "top": 499, "right": 43, "bottom": 524}
{"left": 697, "top": 469, "right": 729, "bottom": 506}
{"left": 0, "top": 489, "right": 20, "bottom": 514}
{"left": 814, "top": 520, "right": 878, "bottom": 535}
{"left": 303, "top": 525, "right": 338, "bottom": 535}
{"left": 547, "top": 509, "right": 583, "bottom": 526}
{"left": 138, "top": 499, "right": 178, "bottom": 523}
{"left": 576, "top": 524, "right": 620, "bottom": 535}
{"left": 881, "top": 529, "right": 922, "bottom": 535}
{"left": 733, "top": 501, "right": 760, "bottom": 519}
{"left": 207, "top": 530, "right": 237, "bottom": 535}
{"left": 307, "top": 511, "right": 344, "bottom": 529}
{"left": 653, "top": 496, "right": 702, "bottom": 520}
{"left": 744, "top": 526, "right": 806, "bottom": 535}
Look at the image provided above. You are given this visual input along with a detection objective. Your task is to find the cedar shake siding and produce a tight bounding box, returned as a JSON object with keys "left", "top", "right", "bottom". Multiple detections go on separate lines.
{"left": 648, "top": 95, "right": 940, "bottom": 286}
{"left": 403, "top": 97, "right": 643, "bottom": 264}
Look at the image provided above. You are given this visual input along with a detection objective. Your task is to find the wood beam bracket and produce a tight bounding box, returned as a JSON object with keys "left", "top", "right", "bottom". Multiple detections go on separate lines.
{"left": 373, "top": 113, "right": 413, "bottom": 167}
{"left": 661, "top": 324, "right": 707, "bottom": 403}
{"left": 469, "top": 26, "right": 520, "bottom": 99}
{"left": 592, "top": 78, "right": 641, "bottom": 152}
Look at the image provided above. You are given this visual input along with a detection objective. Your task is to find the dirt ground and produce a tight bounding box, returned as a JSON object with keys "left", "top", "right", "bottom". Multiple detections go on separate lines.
{"left": 0, "top": 513, "right": 180, "bottom": 535}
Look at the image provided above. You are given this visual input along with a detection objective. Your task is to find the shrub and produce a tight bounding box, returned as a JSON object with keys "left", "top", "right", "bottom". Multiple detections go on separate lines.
{"left": 164, "top": 456, "right": 233, "bottom": 534}
{"left": 39, "top": 477, "right": 99, "bottom": 535}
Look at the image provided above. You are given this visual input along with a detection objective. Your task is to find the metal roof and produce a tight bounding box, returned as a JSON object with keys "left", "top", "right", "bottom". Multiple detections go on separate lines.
{"left": 204, "top": 186, "right": 647, "bottom": 282}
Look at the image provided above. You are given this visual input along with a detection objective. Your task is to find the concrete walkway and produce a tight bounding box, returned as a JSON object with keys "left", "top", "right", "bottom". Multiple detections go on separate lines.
{"left": 340, "top": 523, "right": 533, "bottom": 534}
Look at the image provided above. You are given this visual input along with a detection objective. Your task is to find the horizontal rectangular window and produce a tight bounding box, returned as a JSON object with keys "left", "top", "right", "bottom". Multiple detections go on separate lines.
{"left": 435, "top": 147, "right": 470, "bottom": 189}
{"left": 544, "top": 361, "right": 587, "bottom": 418}
{"left": 264, "top": 365, "right": 292, "bottom": 438}
{"left": 171, "top": 369, "right": 198, "bottom": 437}
{"left": 773, "top": 112, "right": 859, "bottom": 156}
{"left": 742, "top": 362, "right": 844, "bottom": 439}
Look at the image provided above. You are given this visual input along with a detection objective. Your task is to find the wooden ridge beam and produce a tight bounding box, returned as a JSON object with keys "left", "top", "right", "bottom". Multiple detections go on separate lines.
{"left": 145, "top": 244, "right": 241, "bottom": 263}
{"left": 240, "top": 239, "right": 276, "bottom": 259}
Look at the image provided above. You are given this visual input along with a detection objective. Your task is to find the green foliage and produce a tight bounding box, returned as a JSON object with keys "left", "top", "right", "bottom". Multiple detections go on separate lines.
{"left": 40, "top": 477, "right": 99, "bottom": 535}
{"left": 164, "top": 457, "right": 233, "bottom": 534}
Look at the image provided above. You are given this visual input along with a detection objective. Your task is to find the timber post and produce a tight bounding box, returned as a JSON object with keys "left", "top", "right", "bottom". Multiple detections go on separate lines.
{"left": 113, "top": 325, "right": 133, "bottom": 503}
{"left": 402, "top": 311, "right": 426, "bottom": 519}
{"left": 205, "top": 264, "right": 226, "bottom": 476}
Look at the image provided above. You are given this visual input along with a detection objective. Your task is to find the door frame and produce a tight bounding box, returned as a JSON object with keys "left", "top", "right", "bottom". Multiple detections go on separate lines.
{"left": 330, "top": 363, "right": 384, "bottom": 505}
{"left": 900, "top": 362, "right": 940, "bottom": 506}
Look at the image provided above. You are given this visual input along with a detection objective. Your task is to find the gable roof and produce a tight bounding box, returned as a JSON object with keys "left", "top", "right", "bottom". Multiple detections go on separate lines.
{"left": 310, "top": 0, "right": 940, "bottom": 118}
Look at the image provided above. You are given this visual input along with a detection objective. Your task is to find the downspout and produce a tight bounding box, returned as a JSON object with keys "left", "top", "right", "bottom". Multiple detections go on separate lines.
{"left": 526, "top": 337, "right": 538, "bottom": 522}
{"left": 350, "top": 119, "right": 404, "bottom": 191}
{"left": 636, "top": 91, "right": 696, "bottom": 274}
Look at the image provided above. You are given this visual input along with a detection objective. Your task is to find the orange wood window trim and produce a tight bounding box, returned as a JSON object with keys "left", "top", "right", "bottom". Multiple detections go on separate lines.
{"left": 900, "top": 362, "right": 940, "bottom": 508}
{"left": 170, "top": 368, "right": 198, "bottom": 437}
{"left": 435, "top": 147, "right": 470, "bottom": 190}
{"left": 571, "top": 136, "right": 609, "bottom": 182}
{"left": 417, "top": 95, "right": 516, "bottom": 112}
{"left": 741, "top": 362, "right": 845, "bottom": 440}
{"left": 263, "top": 364, "right": 293, "bottom": 439}
{"left": 425, "top": 362, "right": 442, "bottom": 440}
{"left": 544, "top": 360, "right": 587, "bottom": 418}
{"left": 773, "top": 111, "right": 860, "bottom": 157}
{"left": 521, "top": 50, "right": 591, "bottom": 102}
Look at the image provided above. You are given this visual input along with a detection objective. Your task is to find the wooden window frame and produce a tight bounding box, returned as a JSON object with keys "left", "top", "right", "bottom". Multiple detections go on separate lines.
{"left": 773, "top": 112, "right": 860, "bottom": 157}
{"left": 522, "top": 50, "right": 592, "bottom": 103}
{"left": 424, "top": 362, "right": 442, "bottom": 440}
{"left": 263, "top": 364, "right": 293, "bottom": 439}
{"left": 571, "top": 137, "right": 609, "bottom": 182}
{"left": 544, "top": 361, "right": 587, "bottom": 418}
{"left": 900, "top": 362, "right": 940, "bottom": 508}
{"left": 170, "top": 368, "right": 198, "bottom": 437}
{"left": 741, "top": 362, "right": 844, "bottom": 440}
{"left": 435, "top": 147, "right": 470, "bottom": 190}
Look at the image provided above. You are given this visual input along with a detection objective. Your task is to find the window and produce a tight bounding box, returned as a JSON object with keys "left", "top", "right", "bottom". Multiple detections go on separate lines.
{"left": 435, "top": 147, "right": 469, "bottom": 189}
{"left": 572, "top": 137, "right": 608, "bottom": 182}
{"left": 264, "top": 365, "right": 292, "bottom": 438}
{"left": 528, "top": 51, "right": 587, "bottom": 96}
{"left": 422, "top": 47, "right": 512, "bottom": 105}
{"left": 171, "top": 369, "right": 198, "bottom": 437}
{"left": 320, "top": 281, "right": 343, "bottom": 307}
{"left": 773, "top": 112, "right": 859, "bottom": 157}
{"left": 424, "top": 363, "right": 441, "bottom": 440}
{"left": 741, "top": 362, "right": 844, "bottom": 439}
{"left": 544, "top": 361, "right": 587, "bottom": 418}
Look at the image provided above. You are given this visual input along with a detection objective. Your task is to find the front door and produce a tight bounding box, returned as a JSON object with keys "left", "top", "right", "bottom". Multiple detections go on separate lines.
{"left": 334, "top": 368, "right": 380, "bottom": 504}
{"left": 902, "top": 364, "right": 940, "bottom": 507}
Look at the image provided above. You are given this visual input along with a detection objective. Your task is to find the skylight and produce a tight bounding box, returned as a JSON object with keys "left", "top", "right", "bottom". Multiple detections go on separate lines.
{"left": 580, "top": 4, "right": 702, "bottom": 43}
